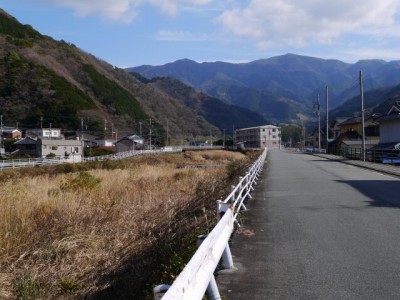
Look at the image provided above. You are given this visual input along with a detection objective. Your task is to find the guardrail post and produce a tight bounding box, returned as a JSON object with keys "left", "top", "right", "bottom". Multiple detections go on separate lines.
{"left": 245, "top": 172, "right": 252, "bottom": 199}
{"left": 238, "top": 176, "right": 247, "bottom": 211}
{"left": 197, "top": 235, "right": 222, "bottom": 300}
{"left": 217, "top": 200, "right": 230, "bottom": 221}
{"left": 153, "top": 284, "right": 171, "bottom": 300}
{"left": 216, "top": 201, "right": 235, "bottom": 269}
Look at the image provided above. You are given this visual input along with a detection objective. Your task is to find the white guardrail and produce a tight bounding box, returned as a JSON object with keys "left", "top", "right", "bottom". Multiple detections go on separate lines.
{"left": 0, "top": 146, "right": 226, "bottom": 171}
{"left": 154, "top": 148, "right": 268, "bottom": 300}
{"left": 0, "top": 149, "right": 182, "bottom": 171}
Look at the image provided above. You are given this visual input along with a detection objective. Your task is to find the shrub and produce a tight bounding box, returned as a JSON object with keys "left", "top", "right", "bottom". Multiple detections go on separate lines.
{"left": 60, "top": 171, "right": 101, "bottom": 191}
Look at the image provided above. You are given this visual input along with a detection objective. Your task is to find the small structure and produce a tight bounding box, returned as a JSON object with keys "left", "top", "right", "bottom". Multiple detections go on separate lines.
{"left": 94, "top": 136, "right": 116, "bottom": 151}
{"left": 26, "top": 128, "right": 62, "bottom": 139}
{"left": 333, "top": 114, "right": 380, "bottom": 155}
{"left": 13, "top": 137, "right": 38, "bottom": 156}
{"left": 1, "top": 127, "right": 22, "bottom": 139}
{"left": 235, "top": 125, "right": 281, "bottom": 150}
{"left": 37, "top": 138, "right": 83, "bottom": 161}
{"left": 368, "top": 102, "right": 400, "bottom": 162}
{"left": 116, "top": 134, "right": 144, "bottom": 152}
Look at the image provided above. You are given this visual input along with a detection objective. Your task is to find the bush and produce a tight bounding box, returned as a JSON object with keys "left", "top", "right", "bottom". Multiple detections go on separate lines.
{"left": 60, "top": 171, "right": 101, "bottom": 191}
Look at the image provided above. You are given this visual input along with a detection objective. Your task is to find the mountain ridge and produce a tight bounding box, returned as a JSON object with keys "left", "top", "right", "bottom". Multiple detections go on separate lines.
{"left": 128, "top": 54, "right": 400, "bottom": 124}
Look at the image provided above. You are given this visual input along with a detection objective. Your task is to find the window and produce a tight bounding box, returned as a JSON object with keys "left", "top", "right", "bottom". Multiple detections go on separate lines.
{"left": 72, "top": 147, "right": 79, "bottom": 153}
{"left": 51, "top": 146, "right": 58, "bottom": 150}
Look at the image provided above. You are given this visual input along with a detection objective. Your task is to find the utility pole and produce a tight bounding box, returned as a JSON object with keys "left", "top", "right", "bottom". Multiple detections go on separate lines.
{"left": 40, "top": 116, "right": 43, "bottom": 129}
{"left": 139, "top": 122, "right": 142, "bottom": 138}
{"left": 81, "top": 118, "right": 84, "bottom": 160}
{"left": 166, "top": 119, "right": 169, "bottom": 147}
{"left": 0, "top": 115, "right": 3, "bottom": 152}
{"left": 313, "top": 95, "right": 321, "bottom": 152}
{"left": 360, "top": 71, "right": 366, "bottom": 161}
{"left": 149, "top": 119, "right": 152, "bottom": 150}
{"left": 223, "top": 129, "right": 226, "bottom": 148}
{"left": 326, "top": 85, "right": 329, "bottom": 153}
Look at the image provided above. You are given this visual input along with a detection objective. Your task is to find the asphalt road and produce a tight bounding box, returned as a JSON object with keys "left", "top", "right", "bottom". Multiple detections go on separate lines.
{"left": 216, "top": 150, "right": 400, "bottom": 300}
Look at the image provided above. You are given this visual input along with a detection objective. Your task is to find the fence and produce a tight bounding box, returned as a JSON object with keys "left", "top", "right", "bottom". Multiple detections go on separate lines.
{"left": 0, "top": 148, "right": 182, "bottom": 171}
{"left": 0, "top": 146, "right": 229, "bottom": 171}
{"left": 328, "top": 147, "right": 400, "bottom": 164}
{"left": 154, "top": 148, "right": 267, "bottom": 300}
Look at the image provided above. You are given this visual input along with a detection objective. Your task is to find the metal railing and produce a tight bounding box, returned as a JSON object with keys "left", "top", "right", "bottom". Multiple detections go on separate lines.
{"left": 155, "top": 148, "right": 267, "bottom": 300}
{"left": 0, "top": 149, "right": 183, "bottom": 171}
{"left": 0, "top": 146, "right": 228, "bottom": 171}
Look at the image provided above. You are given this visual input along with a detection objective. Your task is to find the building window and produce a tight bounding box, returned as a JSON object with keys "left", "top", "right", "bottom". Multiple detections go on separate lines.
{"left": 72, "top": 147, "right": 79, "bottom": 153}
{"left": 51, "top": 146, "right": 58, "bottom": 150}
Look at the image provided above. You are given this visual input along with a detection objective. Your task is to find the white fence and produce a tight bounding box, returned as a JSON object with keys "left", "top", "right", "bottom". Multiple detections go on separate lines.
{"left": 0, "top": 149, "right": 182, "bottom": 171}
{"left": 0, "top": 146, "right": 230, "bottom": 171}
{"left": 156, "top": 148, "right": 267, "bottom": 300}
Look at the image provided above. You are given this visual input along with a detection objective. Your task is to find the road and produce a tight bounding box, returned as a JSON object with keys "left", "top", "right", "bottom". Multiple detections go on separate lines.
{"left": 216, "top": 150, "right": 400, "bottom": 299}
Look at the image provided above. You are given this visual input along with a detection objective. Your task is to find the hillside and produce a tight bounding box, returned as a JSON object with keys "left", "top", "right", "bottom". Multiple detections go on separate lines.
{"left": 0, "top": 9, "right": 267, "bottom": 144}
{"left": 132, "top": 75, "right": 268, "bottom": 134}
{"left": 330, "top": 84, "right": 400, "bottom": 120}
{"left": 128, "top": 54, "right": 400, "bottom": 124}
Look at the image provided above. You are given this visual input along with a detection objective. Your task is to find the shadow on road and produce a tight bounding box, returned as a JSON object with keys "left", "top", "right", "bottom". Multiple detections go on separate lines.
{"left": 337, "top": 180, "right": 400, "bottom": 208}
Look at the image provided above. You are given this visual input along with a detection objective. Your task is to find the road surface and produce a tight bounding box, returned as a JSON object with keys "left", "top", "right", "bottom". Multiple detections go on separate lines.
{"left": 217, "top": 150, "right": 400, "bottom": 299}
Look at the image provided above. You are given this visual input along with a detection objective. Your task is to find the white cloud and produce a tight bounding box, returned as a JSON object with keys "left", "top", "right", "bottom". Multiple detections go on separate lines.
{"left": 216, "top": 0, "right": 400, "bottom": 48}
{"left": 40, "top": 0, "right": 214, "bottom": 21}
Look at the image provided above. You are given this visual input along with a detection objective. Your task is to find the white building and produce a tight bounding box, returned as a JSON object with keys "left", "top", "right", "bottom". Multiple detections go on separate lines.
{"left": 26, "top": 128, "right": 62, "bottom": 139}
{"left": 235, "top": 125, "right": 281, "bottom": 150}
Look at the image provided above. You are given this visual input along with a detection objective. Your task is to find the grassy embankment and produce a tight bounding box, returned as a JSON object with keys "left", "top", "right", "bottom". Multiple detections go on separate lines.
{"left": 0, "top": 150, "right": 259, "bottom": 299}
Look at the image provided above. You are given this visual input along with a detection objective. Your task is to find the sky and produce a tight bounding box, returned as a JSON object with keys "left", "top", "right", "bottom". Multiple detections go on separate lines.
{"left": 2, "top": 0, "right": 400, "bottom": 67}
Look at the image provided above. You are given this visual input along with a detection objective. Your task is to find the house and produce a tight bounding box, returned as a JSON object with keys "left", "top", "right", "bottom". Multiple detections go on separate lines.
{"left": 333, "top": 114, "right": 380, "bottom": 153}
{"left": 94, "top": 136, "right": 116, "bottom": 151}
{"left": 116, "top": 135, "right": 144, "bottom": 152}
{"left": 67, "top": 131, "right": 97, "bottom": 147}
{"left": 235, "top": 125, "right": 281, "bottom": 150}
{"left": 26, "top": 128, "right": 62, "bottom": 139}
{"left": 37, "top": 138, "right": 83, "bottom": 161}
{"left": 13, "top": 137, "right": 38, "bottom": 157}
{"left": 1, "top": 127, "right": 22, "bottom": 139}
{"left": 368, "top": 102, "right": 400, "bottom": 161}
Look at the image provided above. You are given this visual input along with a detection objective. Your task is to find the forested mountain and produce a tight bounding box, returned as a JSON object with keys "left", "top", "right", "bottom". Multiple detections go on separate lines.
{"left": 330, "top": 84, "right": 400, "bottom": 120}
{"left": 131, "top": 74, "right": 267, "bottom": 134}
{"left": 0, "top": 9, "right": 267, "bottom": 144}
{"left": 129, "top": 55, "right": 400, "bottom": 124}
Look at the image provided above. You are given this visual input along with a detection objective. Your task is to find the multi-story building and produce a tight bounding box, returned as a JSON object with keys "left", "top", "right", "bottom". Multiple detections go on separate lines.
{"left": 235, "top": 125, "right": 281, "bottom": 150}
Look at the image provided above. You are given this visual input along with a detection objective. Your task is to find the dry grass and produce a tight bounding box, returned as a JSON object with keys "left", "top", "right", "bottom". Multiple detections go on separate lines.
{"left": 0, "top": 150, "right": 254, "bottom": 299}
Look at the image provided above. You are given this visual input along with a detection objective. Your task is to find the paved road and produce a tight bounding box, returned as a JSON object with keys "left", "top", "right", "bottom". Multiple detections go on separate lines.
{"left": 217, "top": 150, "right": 400, "bottom": 300}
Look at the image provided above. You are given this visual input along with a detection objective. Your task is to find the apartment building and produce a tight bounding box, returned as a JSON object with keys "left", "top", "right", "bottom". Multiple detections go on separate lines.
{"left": 235, "top": 125, "right": 281, "bottom": 150}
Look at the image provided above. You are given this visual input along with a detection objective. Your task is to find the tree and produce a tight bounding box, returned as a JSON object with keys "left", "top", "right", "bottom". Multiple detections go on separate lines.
{"left": 281, "top": 125, "right": 303, "bottom": 148}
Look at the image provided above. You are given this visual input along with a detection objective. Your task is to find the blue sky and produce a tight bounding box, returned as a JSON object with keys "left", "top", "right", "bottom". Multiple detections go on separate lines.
{"left": 2, "top": 0, "right": 400, "bottom": 67}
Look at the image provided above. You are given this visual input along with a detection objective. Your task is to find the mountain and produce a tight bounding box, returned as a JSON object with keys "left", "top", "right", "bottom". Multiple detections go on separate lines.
{"left": 330, "top": 84, "right": 400, "bottom": 120}
{"left": 0, "top": 9, "right": 267, "bottom": 144}
{"left": 128, "top": 54, "right": 400, "bottom": 124}
{"left": 135, "top": 75, "right": 267, "bottom": 133}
